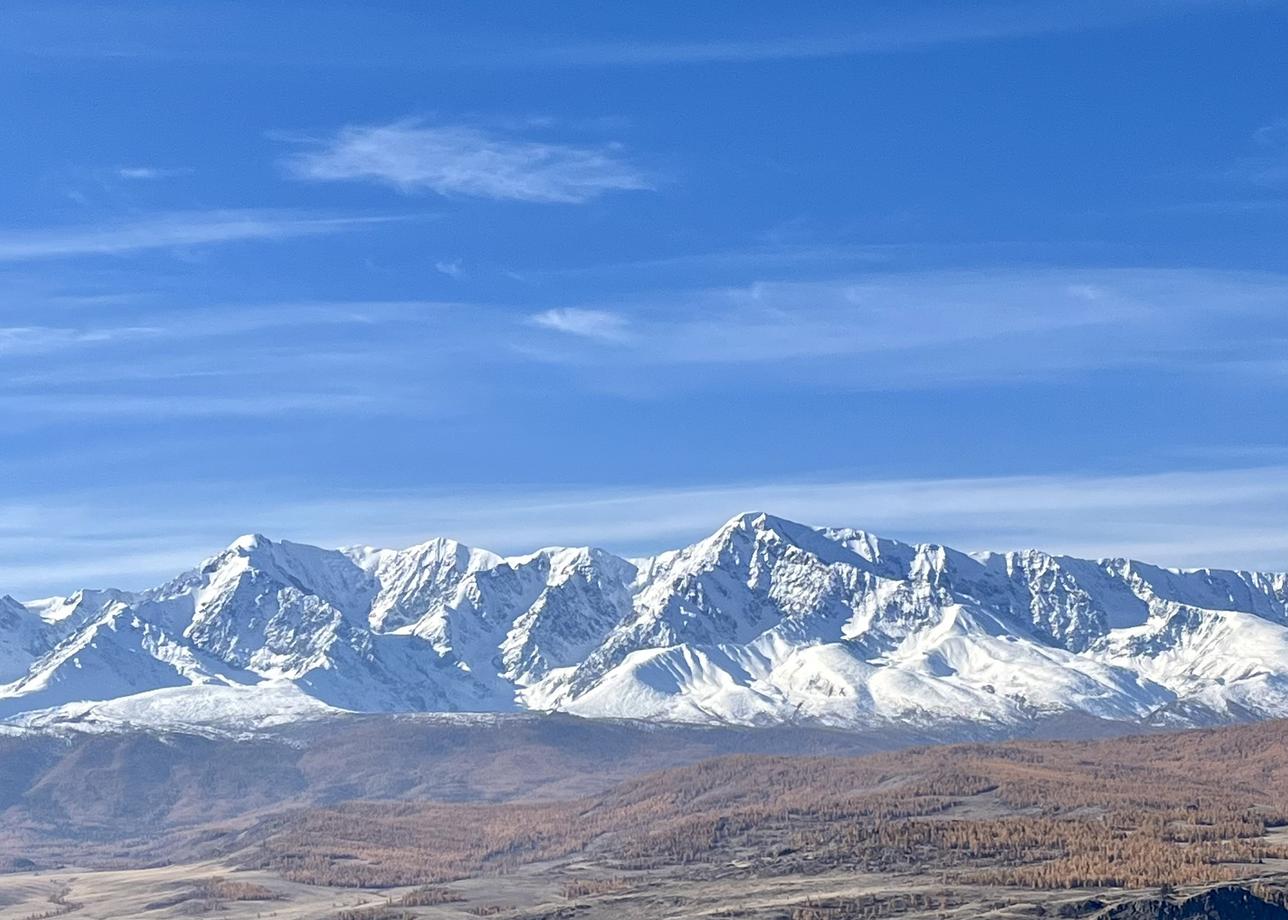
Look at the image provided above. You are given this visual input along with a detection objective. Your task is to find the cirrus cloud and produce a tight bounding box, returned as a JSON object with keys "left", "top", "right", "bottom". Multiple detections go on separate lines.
{"left": 282, "top": 120, "right": 652, "bottom": 203}
{"left": 0, "top": 209, "right": 398, "bottom": 262}
{"left": 529, "top": 307, "right": 632, "bottom": 341}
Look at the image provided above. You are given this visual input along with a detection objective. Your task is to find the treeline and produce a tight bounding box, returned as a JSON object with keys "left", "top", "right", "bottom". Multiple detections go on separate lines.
{"left": 333, "top": 908, "right": 415, "bottom": 920}
{"left": 790, "top": 891, "right": 963, "bottom": 918}
{"left": 395, "top": 885, "right": 464, "bottom": 906}
{"left": 561, "top": 877, "right": 630, "bottom": 897}
{"left": 19, "top": 886, "right": 81, "bottom": 920}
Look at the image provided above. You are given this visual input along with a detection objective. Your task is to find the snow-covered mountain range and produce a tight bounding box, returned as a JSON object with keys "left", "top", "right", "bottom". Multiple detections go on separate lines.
{"left": 3, "top": 512, "right": 1287, "bottom": 734}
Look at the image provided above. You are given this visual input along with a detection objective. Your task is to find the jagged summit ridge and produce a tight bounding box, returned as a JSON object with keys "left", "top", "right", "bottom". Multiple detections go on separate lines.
{"left": 2, "top": 511, "right": 1287, "bottom": 733}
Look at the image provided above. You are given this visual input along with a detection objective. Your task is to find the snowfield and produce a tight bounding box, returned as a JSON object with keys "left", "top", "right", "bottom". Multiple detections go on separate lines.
{"left": 2, "top": 511, "right": 1287, "bottom": 733}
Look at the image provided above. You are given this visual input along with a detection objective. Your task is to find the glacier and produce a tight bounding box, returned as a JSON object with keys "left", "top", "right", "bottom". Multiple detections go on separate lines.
{"left": 2, "top": 511, "right": 1287, "bottom": 734}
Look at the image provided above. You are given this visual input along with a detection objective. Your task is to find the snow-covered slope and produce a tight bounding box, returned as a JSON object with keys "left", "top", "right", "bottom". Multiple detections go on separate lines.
{"left": 3, "top": 511, "right": 1287, "bottom": 733}
{"left": 0, "top": 595, "right": 50, "bottom": 683}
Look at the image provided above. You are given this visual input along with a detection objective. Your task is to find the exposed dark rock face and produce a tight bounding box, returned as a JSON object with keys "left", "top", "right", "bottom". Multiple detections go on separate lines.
{"left": 1102, "top": 886, "right": 1288, "bottom": 919}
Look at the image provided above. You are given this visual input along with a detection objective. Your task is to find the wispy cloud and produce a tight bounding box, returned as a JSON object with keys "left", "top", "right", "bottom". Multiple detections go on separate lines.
{"left": 282, "top": 120, "right": 651, "bottom": 203}
{"left": 6, "top": 1, "right": 1239, "bottom": 69}
{"left": 529, "top": 307, "right": 631, "bottom": 342}
{"left": 434, "top": 259, "right": 463, "bottom": 278}
{"left": 0, "top": 324, "right": 161, "bottom": 356}
{"left": 0, "top": 298, "right": 475, "bottom": 428}
{"left": 534, "top": 1, "right": 1236, "bottom": 67}
{"left": 1232, "top": 117, "right": 1288, "bottom": 188}
{"left": 516, "top": 268, "right": 1288, "bottom": 386}
{"left": 0, "top": 209, "right": 396, "bottom": 262}
{"left": 6, "top": 465, "right": 1288, "bottom": 598}
{"left": 324, "top": 466, "right": 1288, "bottom": 571}
{"left": 115, "top": 165, "right": 192, "bottom": 180}
{"left": 0, "top": 301, "right": 427, "bottom": 361}
{"left": 6, "top": 270, "right": 1283, "bottom": 434}
{"left": 0, "top": 391, "right": 383, "bottom": 420}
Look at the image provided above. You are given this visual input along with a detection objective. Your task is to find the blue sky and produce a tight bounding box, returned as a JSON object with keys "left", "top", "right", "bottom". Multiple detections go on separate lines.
{"left": 3, "top": 1, "right": 1288, "bottom": 595}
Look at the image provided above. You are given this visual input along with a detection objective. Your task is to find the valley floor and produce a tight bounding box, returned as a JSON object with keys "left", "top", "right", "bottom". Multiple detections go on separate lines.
{"left": 7, "top": 717, "right": 1288, "bottom": 920}
{"left": 5, "top": 858, "right": 1288, "bottom": 920}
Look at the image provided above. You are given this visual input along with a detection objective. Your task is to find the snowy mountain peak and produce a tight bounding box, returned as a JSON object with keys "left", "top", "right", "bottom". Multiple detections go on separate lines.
{"left": 0, "top": 596, "right": 51, "bottom": 684}
{"left": 228, "top": 532, "right": 269, "bottom": 553}
{"left": 3, "top": 514, "right": 1288, "bottom": 735}
{"left": 718, "top": 509, "right": 823, "bottom": 544}
{"left": 0, "top": 595, "right": 31, "bottom": 630}
{"left": 724, "top": 509, "right": 789, "bottom": 532}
